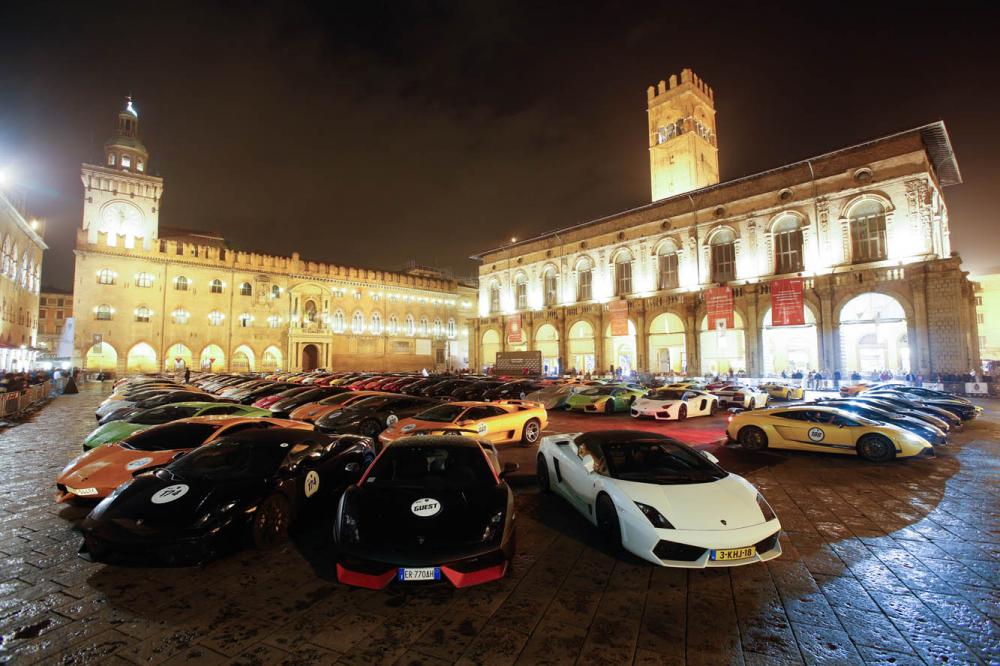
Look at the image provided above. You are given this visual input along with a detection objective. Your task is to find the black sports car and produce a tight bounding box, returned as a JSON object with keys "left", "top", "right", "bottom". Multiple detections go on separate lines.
{"left": 852, "top": 394, "right": 963, "bottom": 428}
{"left": 482, "top": 380, "right": 544, "bottom": 402}
{"left": 335, "top": 434, "right": 517, "bottom": 589}
{"left": 314, "top": 395, "right": 440, "bottom": 439}
{"left": 450, "top": 381, "right": 504, "bottom": 401}
{"left": 98, "top": 391, "right": 220, "bottom": 425}
{"left": 867, "top": 390, "right": 978, "bottom": 421}
{"left": 268, "top": 386, "right": 350, "bottom": 418}
{"left": 814, "top": 399, "right": 948, "bottom": 446}
{"left": 79, "top": 428, "right": 375, "bottom": 565}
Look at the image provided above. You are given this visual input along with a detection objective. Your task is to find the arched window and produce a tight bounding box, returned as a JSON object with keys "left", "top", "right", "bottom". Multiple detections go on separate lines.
{"left": 577, "top": 257, "right": 593, "bottom": 301}
{"left": 174, "top": 276, "right": 189, "bottom": 291}
{"left": 371, "top": 312, "right": 382, "bottom": 335}
{"left": 489, "top": 280, "right": 501, "bottom": 314}
{"left": 515, "top": 274, "right": 528, "bottom": 310}
{"left": 419, "top": 316, "right": 429, "bottom": 336}
{"left": 267, "top": 315, "right": 281, "bottom": 329}
{"left": 447, "top": 318, "right": 456, "bottom": 338}
{"left": 303, "top": 299, "right": 318, "bottom": 323}
{"left": 134, "top": 306, "right": 152, "bottom": 323}
{"left": 405, "top": 314, "right": 416, "bottom": 336}
{"left": 657, "top": 243, "right": 679, "bottom": 290}
{"left": 331, "top": 309, "right": 345, "bottom": 333}
{"left": 1, "top": 235, "right": 10, "bottom": 276}
{"left": 172, "top": 308, "right": 190, "bottom": 325}
{"left": 135, "top": 272, "right": 153, "bottom": 288}
{"left": 108, "top": 153, "right": 116, "bottom": 167}
{"left": 543, "top": 267, "right": 558, "bottom": 307}
{"left": 614, "top": 250, "right": 633, "bottom": 297}
{"left": 710, "top": 228, "right": 736, "bottom": 283}
{"left": 270, "top": 285, "right": 281, "bottom": 299}
{"left": 97, "top": 268, "right": 115, "bottom": 285}
{"left": 387, "top": 314, "right": 399, "bottom": 335}
{"left": 121, "top": 154, "right": 131, "bottom": 169}
{"left": 849, "top": 200, "right": 887, "bottom": 262}
{"left": 20, "top": 252, "right": 28, "bottom": 288}
{"left": 136, "top": 159, "right": 144, "bottom": 173}
{"left": 773, "top": 215, "right": 804, "bottom": 274}
{"left": 240, "top": 282, "right": 252, "bottom": 296}
{"left": 238, "top": 313, "right": 252, "bottom": 327}
{"left": 209, "top": 279, "right": 224, "bottom": 294}
{"left": 95, "top": 304, "right": 113, "bottom": 321}
{"left": 351, "top": 311, "right": 364, "bottom": 334}
{"left": 433, "top": 318, "right": 442, "bottom": 337}
{"left": 208, "top": 310, "right": 225, "bottom": 326}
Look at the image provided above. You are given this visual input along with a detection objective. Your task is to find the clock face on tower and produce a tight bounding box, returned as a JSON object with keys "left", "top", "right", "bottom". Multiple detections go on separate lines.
{"left": 100, "top": 201, "right": 144, "bottom": 236}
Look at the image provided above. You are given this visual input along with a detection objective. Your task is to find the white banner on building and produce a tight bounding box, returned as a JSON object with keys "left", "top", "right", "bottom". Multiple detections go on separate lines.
{"left": 964, "top": 382, "right": 988, "bottom": 395}
{"left": 922, "top": 382, "right": 945, "bottom": 391}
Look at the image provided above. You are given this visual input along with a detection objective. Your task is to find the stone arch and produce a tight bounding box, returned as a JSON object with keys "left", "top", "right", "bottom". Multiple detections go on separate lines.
{"left": 603, "top": 318, "right": 638, "bottom": 375}
{"left": 647, "top": 311, "right": 686, "bottom": 374}
{"left": 704, "top": 224, "right": 739, "bottom": 246}
{"left": 652, "top": 235, "right": 682, "bottom": 255}
{"left": 481, "top": 328, "right": 502, "bottom": 369}
{"left": 609, "top": 246, "right": 634, "bottom": 265}
{"left": 839, "top": 191, "right": 895, "bottom": 218}
{"left": 301, "top": 344, "right": 320, "bottom": 371}
{"left": 85, "top": 341, "right": 118, "bottom": 372}
{"left": 698, "top": 310, "right": 747, "bottom": 376}
{"left": 765, "top": 210, "right": 809, "bottom": 233}
{"left": 164, "top": 343, "right": 193, "bottom": 371}
{"left": 534, "top": 323, "right": 560, "bottom": 374}
{"left": 761, "top": 304, "right": 819, "bottom": 376}
{"left": 836, "top": 292, "right": 911, "bottom": 374}
{"left": 232, "top": 344, "right": 256, "bottom": 372}
{"left": 126, "top": 341, "right": 158, "bottom": 374}
{"left": 567, "top": 319, "right": 596, "bottom": 373}
{"left": 200, "top": 344, "right": 225, "bottom": 372}
{"left": 262, "top": 345, "right": 283, "bottom": 372}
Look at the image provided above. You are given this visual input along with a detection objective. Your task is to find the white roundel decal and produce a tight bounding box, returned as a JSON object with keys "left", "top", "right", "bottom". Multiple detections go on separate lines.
{"left": 151, "top": 484, "right": 189, "bottom": 504}
{"left": 386, "top": 414, "right": 398, "bottom": 426}
{"left": 411, "top": 498, "right": 441, "bottom": 517}
{"left": 125, "top": 457, "right": 154, "bottom": 471}
{"left": 304, "top": 471, "right": 320, "bottom": 498}
{"left": 401, "top": 424, "right": 415, "bottom": 432}
{"left": 807, "top": 427, "right": 825, "bottom": 442}
{"left": 476, "top": 422, "right": 488, "bottom": 436}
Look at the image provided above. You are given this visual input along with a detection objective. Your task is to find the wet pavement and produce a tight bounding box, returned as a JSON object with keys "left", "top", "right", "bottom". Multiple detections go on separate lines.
{"left": 0, "top": 382, "right": 997, "bottom": 664}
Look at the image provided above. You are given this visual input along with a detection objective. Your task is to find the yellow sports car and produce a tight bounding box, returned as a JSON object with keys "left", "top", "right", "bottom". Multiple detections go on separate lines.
{"left": 379, "top": 400, "right": 548, "bottom": 447}
{"left": 726, "top": 405, "right": 933, "bottom": 462}
{"left": 759, "top": 383, "right": 805, "bottom": 400}
{"left": 838, "top": 382, "right": 871, "bottom": 397}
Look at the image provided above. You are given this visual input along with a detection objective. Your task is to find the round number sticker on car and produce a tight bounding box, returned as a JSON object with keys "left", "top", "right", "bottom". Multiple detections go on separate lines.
{"left": 386, "top": 414, "right": 398, "bottom": 426}
{"left": 411, "top": 498, "right": 441, "bottom": 517}
{"left": 151, "top": 484, "right": 189, "bottom": 504}
{"left": 401, "top": 424, "right": 415, "bottom": 432}
{"left": 476, "top": 422, "right": 488, "bottom": 435}
{"left": 808, "top": 427, "right": 825, "bottom": 442}
{"left": 125, "top": 457, "right": 154, "bottom": 471}
{"left": 304, "top": 471, "right": 320, "bottom": 498}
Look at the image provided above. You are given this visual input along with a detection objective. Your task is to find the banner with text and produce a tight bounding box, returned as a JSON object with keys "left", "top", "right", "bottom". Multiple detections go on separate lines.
{"left": 770, "top": 278, "right": 805, "bottom": 326}
{"left": 609, "top": 300, "right": 629, "bottom": 337}
{"left": 506, "top": 314, "right": 523, "bottom": 344}
{"left": 706, "top": 287, "right": 734, "bottom": 331}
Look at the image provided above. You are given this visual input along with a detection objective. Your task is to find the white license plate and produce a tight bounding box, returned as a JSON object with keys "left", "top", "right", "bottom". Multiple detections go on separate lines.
{"left": 398, "top": 567, "right": 440, "bottom": 581}
{"left": 68, "top": 486, "right": 98, "bottom": 496}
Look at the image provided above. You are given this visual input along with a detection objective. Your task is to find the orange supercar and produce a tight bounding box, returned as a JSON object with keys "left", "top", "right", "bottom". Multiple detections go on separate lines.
{"left": 56, "top": 416, "right": 311, "bottom": 503}
{"left": 288, "top": 391, "right": 391, "bottom": 423}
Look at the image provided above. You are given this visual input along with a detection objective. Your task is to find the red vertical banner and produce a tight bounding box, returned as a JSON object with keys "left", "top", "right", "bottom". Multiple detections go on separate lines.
{"left": 609, "top": 300, "right": 629, "bottom": 336}
{"left": 506, "top": 314, "right": 522, "bottom": 344}
{"left": 771, "top": 278, "right": 805, "bottom": 326}
{"left": 706, "top": 287, "right": 734, "bottom": 331}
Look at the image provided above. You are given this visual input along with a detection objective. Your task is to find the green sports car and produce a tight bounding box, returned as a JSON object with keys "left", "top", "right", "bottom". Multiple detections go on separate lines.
{"left": 564, "top": 385, "right": 647, "bottom": 414}
{"left": 82, "top": 402, "right": 271, "bottom": 450}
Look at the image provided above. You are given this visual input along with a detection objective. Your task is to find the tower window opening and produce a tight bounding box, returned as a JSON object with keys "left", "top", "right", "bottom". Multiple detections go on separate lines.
{"left": 121, "top": 154, "right": 131, "bottom": 169}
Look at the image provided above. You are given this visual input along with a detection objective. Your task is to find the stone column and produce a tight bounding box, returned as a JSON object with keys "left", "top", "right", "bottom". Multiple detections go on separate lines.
{"left": 911, "top": 274, "right": 931, "bottom": 375}
{"left": 635, "top": 300, "right": 648, "bottom": 372}
{"left": 684, "top": 301, "right": 700, "bottom": 376}
{"left": 745, "top": 290, "right": 761, "bottom": 376}
{"left": 557, "top": 309, "right": 568, "bottom": 374}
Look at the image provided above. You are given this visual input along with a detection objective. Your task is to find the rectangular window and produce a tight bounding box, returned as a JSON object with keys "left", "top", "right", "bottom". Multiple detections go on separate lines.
{"left": 615, "top": 261, "right": 632, "bottom": 296}
{"left": 975, "top": 296, "right": 983, "bottom": 306}
{"left": 39, "top": 309, "right": 47, "bottom": 319}
{"left": 489, "top": 288, "right": 501, "bottom": 314}
{"left": 774, "top": 229, "right": 803, "bottom": 274}
{"left": 516, "top": 282, "right": 527, "bottom": 310}
{"left": 544, "top": 273, "right": 558, "bottom": 307}
{"left": 851, "top": 215, "right": 887, "bottom": 262}
{"left": 711, "top": 243, "right": 736, "bottom": 283}
{"left": 977, "top": 312, "right": 985, "bottom": 324}
{"left": 658, "top": 253, "right": 679, "bottom": 290}
{"left": 56, "top": 311, "right": 63, "bottom": 320}
{"left": 578, "top": 269, "right": 592, "bottom": 301}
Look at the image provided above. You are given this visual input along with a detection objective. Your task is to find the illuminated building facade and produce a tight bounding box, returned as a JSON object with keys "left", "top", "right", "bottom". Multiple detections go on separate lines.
{"left": 38, "top": 288, "right": 73, "bottom": 361}
{"left": 471, "top": 69, "right": 980, "bottom": 378}
{"left": 0, "top": 184, "right": 46, "bottom": 370}
{"left": 73, "top": 100, "right": 474, "bottom": 375}
{"left": 972, "top": 274, "right": 1000, "bottom": 366}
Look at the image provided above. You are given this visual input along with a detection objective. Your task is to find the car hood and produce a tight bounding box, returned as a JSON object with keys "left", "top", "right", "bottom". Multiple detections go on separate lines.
{"left": 613, "top": 474, "right": 766, "bottom": 531}
{"left": 634, "top": 397, "right": 679, "bottom": 407}
{"left": 96, "top": 400, "right": 136, "bottom": 416}
{"left": 59, "top": 445, "right": 187, "bottom": 491}
{"left": 84, "top": 422, "right": 147, "bottom": 449}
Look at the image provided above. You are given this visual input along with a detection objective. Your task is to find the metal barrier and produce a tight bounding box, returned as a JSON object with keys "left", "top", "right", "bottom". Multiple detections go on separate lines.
{"left": 0, "top": 381, "right": 52, "bottom": 419}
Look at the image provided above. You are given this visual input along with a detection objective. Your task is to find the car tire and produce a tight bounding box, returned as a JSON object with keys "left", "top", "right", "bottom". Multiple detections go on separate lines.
{"left": 738, "top": 426, "right": 768, "bottom": 451}
{"left": 536, "top": 454, "right": 551, "bottom": 492}
{"left": 677, "top": 405, "right": 687, "bottom": 421}
{"left": 604, "top": 400, "right": 615, "bottom": 415}
{"left": 251, "top": 494, "right": 291, "bottom": 550}
{"left": 710, "top": 401, "right": 718, "bottom": 416}
{"left": 359, "top": 418, "right": 382, "bottom": 439}
{"left": 857, "top": 434, "right": 895, "bottom": 462}
{"left": 596, "top": 494, "right": 622, "bottom": 551}
{"left": 521, "top": 418, "right": 542, "bottom": 446}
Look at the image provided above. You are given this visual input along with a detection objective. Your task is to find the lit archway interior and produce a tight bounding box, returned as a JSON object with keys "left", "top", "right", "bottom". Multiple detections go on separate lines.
{"left": 839, "top": 293, "right": 909, "bottom": 373}
{"left": 165, "top": 343, "right": 193, "bottom": 371}
{"left": 481, "top": 329, "right": 501, "bottom": 370}
{"left": 699, "top": 312, "right": 746, "bottom": 376}
{"left": 567, "top": 320, "right": 595, "bottom": 373}
{"left": 301, "top": 344, "right": 319, "bottom": 371}
{"left": 762, "top": 306, "right": 818, "bottom": 375}
{"left": 262, "top": 346, "right": 283, "bottom": 372}
{"left": 648, "top": 312, "right": 686, "bottom": 374}
{"left": 200, "top": 344, "right": 225, "bottom": 372}
{"left": 232, "top": 345, "right": 256, "bottom": 372}
{"left": 126, "top": 342, "right": 157, "bottom": 374}
{"left": 603, "top": 319, "right": 637, "bottom": 375}
{"left": 534, "top": 323, "right": 560, "bottom": 375}
{"left": 85, "top": 342, "right": 118, "bottom": 371}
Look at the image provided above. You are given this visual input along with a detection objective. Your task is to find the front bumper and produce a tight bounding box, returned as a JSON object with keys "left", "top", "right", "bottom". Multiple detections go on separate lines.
{"left": 78, "top": 522, "right": 235, "bottom": 566}
{"left": 620, "top": 513, "right": 783, "bottom": 568}
{"left": 630, "top": 405, "right": 676, "bottom": 420}
{"left": 336, "top": 547, "right": 509, "bottom": 589}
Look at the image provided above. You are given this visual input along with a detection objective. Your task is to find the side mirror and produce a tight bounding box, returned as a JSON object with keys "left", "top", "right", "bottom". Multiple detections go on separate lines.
{"left": 500, "top": 462, "right": 519, "bottom": 478}
{"left": 581, "top": 454, "right": 595, "bottom": 473}
{"left": 700, "top": 450, "right": 720, "bottom": 464}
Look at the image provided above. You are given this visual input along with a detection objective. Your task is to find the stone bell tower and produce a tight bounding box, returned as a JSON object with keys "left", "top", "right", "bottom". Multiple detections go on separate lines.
{"left": 647, "top": 68, "right": 719, "bottom": 202}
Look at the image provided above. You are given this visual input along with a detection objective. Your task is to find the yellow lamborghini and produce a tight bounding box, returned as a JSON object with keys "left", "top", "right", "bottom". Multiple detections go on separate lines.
{"left": 726, "top": 405, "right": 933, "bottom": 462}
{"left": 759, "top": 383, "right": 805, "bottom": 401}
{"left": 379, "top": 399, "right": 548, "bottom": 447}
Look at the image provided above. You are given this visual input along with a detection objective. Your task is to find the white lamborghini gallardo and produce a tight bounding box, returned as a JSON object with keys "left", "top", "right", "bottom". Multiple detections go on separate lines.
{"left": 630, "top": 388, "right": 719, "bottom": 420}
{"left": 536, "top": 430, "right": 782, "bottom": 568}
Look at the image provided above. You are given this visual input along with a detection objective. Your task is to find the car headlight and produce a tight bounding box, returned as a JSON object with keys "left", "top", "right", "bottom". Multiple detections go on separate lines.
{"left": 635, "top": 502, "right": 674, "bottom": 529}
{"left": 195, "top": 500, "right": 239, "bottom": 527}
{"left": 481, "top": 511, "right": 504, "bottom": 542}
{"left": 756, "top": 493, "right": 776, "bottom": 521}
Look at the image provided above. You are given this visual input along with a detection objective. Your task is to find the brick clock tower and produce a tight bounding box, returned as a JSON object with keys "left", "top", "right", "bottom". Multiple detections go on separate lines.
{"left": 80, "top": 97, "right": 163, "bottom": 249}
{"left": 647, "top": 68, "right": 720, "bottom": 201}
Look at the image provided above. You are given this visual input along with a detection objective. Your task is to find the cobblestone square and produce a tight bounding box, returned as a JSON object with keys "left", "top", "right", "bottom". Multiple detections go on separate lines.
{"left": 0, "top": 384, "right": 997, "bottom": 664}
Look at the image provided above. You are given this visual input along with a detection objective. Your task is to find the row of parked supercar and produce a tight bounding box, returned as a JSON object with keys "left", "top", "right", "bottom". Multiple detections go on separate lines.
{"left": 725, "top": 383, "right": 980, "bottom": 462}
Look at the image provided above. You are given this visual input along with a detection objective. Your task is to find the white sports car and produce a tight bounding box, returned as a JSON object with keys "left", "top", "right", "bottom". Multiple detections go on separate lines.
{"left": 536, "top": 431, "right": 782, "bottom": 568}
{"left": 711, "top": 384, "right": 769, "bottom": 410}
{"left": 631, "top": 388, "right": 719, "bottom": 420}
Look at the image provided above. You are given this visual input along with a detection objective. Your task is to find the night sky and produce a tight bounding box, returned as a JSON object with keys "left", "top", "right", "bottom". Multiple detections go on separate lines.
{"left": 1, "top": 2, "right": 998, "bottom": 291}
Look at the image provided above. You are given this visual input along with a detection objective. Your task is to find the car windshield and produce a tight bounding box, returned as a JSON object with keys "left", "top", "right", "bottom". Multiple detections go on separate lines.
{"left": 168, "top": 438, "right": 287, "bottom": 480}
{"left": 414, "top": 404, "right": 466, "bottom": 423}
{"left": 121, "top": 422, "right": 221, "bottom": 451}
{"left": 344, "top": 396, "right": 392, "bottom": 411}
{"left": 648, "top": 389, "right": 686, "bottom": 400}
{"left": 128, "top": 405, "right": 200, "bottom": 425}
{"left": 364, "top": 445, "right": 495, "bottom": 488}
{"left": 596, "top": 440, "right": 727, "bottom": 484}
{"left": 581, "top": 387, "right": 614, "bottom": 396}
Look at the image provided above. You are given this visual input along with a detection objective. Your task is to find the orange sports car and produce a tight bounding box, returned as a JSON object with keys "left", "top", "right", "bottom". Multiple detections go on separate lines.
{"left": 288, "top": 390, "right": 391, "bottom": 423}
{"left": 56, "top": 416, "right": 311, "bottom": 503}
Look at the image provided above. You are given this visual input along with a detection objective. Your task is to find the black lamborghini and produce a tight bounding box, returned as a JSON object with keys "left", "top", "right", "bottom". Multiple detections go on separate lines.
{"left": 79, "top": 428, "right": 375, "bottom": 565}
{"left": 334, "top": 434, "right": 517, "bottom": 589}
{"left": 314, "top": 395, "right": 440, "bottom": 439}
